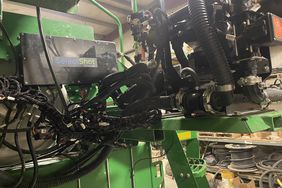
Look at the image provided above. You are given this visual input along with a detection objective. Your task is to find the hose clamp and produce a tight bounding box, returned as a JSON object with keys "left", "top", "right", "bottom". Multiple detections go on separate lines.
{"left": 216, "top": 84, "right": 234, "bottom": 92}
{"left": 202, "top": 85, "right": 217, "bottom": 114}
{"left": 175, "top": 90, "right": 185, "bottom": 111}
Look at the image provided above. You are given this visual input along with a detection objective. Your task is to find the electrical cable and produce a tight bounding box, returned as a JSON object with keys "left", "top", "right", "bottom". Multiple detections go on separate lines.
{"left": 64, "top": 133, "right": 121, "bottom": 174}
{"left": 2, "top": 140, "right": 62, "bottom": 155}
{"left": 132, "top": 141, "right": 173, "bottom": 171}
{"left": 0, "top": 104, "right": 12, "bottom": 148}
{"left": 124, "top": 54, "right": 136, "bottom": 66}
{"left": 62, "top": 144, "right": 104, "bottom": 175}
{"left": 0, "top": 127, "right": 32, "bottom": 133}
{"left": 12, "top": 122, "right": 26, "bottom": 188}
{"left": 268, "top": 159, "right": 282, "bottom": 188}
{"left": 0, "top": 23, "right": 19, "bottom": 75}
{"left": 82, "top": 77, "right": 151, "bottom": 109}
{"left": 0, "top": 143, "right": 74, "bottom": 170}
{"left": 35, "top": 6, "right": 68, "bottom": 113}
{"left": 21, "top": 146, "right": 112, "bottom": 188}
{"left": 67, "top": 64, "right": 151, "bottom": 113}
{"left": 259, "top": 159, "right": 282, "bottom": 188}
{"left": 26, "top": 126, "right": 38, "bottom": 188}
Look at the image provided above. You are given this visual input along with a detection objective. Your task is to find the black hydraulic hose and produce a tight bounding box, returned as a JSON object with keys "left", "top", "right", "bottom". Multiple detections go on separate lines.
{"left": 23, "top": 146, "right": 112, "bottom": 188}
{"left": 0, "top": 106, "right": 12, "bottom": 149}
{"left": 26, "top": 129, "right": 38, "bottom": 188}
{"left": 101, "top": 63, "right": 148, "bottom": 88}
{"left": 123, "top": 96, "right": 174, "bottom": 115}
{"left": 36, "top": 6, "right": 68, "bottom": 113}
{"left": 12, "top": 126, "right": 26, "bottom": 188}
{"left": 2, "top": 140, "right": 63, "bottom": 155}
{"left": 154, "top": 8, "right": 183, "bottom": 91}
{"left": 187, "top": 0, "right": 234, "bottom": 106}
{"left": 82, "top": 77, "right": 152, "bottom": 109}
{"left": 180, "top": 67, "right": 200, "bottom": 88}
{"left": 62, "top": 144, "right": 104, "bottom": 175}
{"left": 171, "top": 40, "right": 189, "bottom": 68}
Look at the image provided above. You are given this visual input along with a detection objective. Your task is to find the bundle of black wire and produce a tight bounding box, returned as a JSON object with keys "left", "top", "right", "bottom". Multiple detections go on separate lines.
{"left": 258, "top": 159, "right": 282, "bottom": 188}
{"left": 0, "top": 4, "right": 161, "bottom": 188}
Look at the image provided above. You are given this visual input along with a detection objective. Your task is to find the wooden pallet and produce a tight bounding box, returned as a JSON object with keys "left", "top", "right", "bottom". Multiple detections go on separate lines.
{"left": 199, "top": 131, "right": 282, "bottom": 141}
{"left": 198, "top": 132, "right": 241, "bottom": 139}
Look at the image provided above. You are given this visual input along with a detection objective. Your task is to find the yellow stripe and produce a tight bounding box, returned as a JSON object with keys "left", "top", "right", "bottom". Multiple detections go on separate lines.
{"left": 178, "top": 132, "right": 192, "bottom": 141}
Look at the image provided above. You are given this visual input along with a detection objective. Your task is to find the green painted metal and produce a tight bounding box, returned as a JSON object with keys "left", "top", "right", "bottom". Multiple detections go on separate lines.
{"left": 122, "top": 130, "right": 164, "bottom": 142}
{"left": 185, "top": 138, "right": 200, "bottom": 159}
{"left": 14, "top": 143, "right": 162, "bottom": 188}
{"left": 188, "top": 158, "right": 207, "bottom": 178}
{"left": 0, "top": 12, "right": 94, "bottom": 75}
{"left": 131, "top": 0, "right": 138, "bottom": 13}
{"left": 195, "top": 177, "right": 210, "bottom": 188}
{"left": 3, "top": 7, "right": 282, "bottom": 188}
{"left": 122, "top": 110, "right": 282, "bottom": 142}
{"left": 103, "top": 143, "right": 163, "bottom": 188}
{"left": 89, "top": 0, "right": 125, "bottom": 71}
{"left": 153, "top": 111, "right": 282, "bottom": 133}
{"left": 151, "top": 161, "right": 165, "bottom": 188}
{"left": 162, "top": 131, "right": 208, "bottom": 188}
{"left": 9, "top": 0, "right": 79, "bottom": 13}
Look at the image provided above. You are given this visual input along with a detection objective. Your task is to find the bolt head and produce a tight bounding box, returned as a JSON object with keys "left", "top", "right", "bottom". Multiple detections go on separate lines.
{"left": 264, "top": 65, "right": 270, "bottom": 72}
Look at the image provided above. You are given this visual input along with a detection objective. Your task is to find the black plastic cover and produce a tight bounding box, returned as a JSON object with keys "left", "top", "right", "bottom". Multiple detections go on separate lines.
{"left": 20, "top": 33, "right": 118, "bottom": 85}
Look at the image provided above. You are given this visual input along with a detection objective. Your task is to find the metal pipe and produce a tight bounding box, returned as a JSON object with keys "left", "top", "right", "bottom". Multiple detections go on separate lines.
{"left": 89, "top": 0, "right": 125, "bottom": 65}
{"left": 105, "top": 159, "right": 111, "bottom": 188}
{"left": 159, "top": 0, "right": 165, "bottom": 11}
{"left": 129, "top": 147, "right": 136, "bottom": 188}
{"left": 131, "top": 0, "right": 138, "bottom": 13}
{"left": 76, "top": 179, "right": 81, "bottom": 188}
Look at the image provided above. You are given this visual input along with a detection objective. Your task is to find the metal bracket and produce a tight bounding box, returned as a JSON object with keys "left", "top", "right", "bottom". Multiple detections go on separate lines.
{"left": 162, "top": 131, "right": 209, "bottom": 188}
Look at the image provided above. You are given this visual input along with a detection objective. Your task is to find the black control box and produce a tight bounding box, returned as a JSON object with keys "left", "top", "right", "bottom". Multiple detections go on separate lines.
{"left": 20, "top": 33, "right": 118, "bottom": 85}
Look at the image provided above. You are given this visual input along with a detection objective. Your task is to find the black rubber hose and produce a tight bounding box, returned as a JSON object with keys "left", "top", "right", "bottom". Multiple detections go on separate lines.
{"left": 171, "top": 40, "right": 189, "bottom": 68}
{"left": 26, "top": 129, "right": 38, "bottom": 188}
{"left": 62, "top": 144, "right": 104, "bottom": 175}
{"left": 2, "top": 140, "right": 63, "bottom": 155}
{"left": 36, "top": 6, "right": 68, "bottom": 112}
{"left": 12, "top": 127, "right": 26, "bottom": 188}
{"left": 101, "top": 63, "right": 148, "bottom": 88}
{"left": 187, "top": 0, "right": 234, "bottom": 106}
{"left": 180, "top": 67, "right": 200, "bottom": 88}
{"left": 23, "top": 146, "right": 112, "bottom": 188}
{"left": 153, "top": 8, "right": 184, "bottom": 91}
{"left": 0, "top": 106, "right": 12, "bottom": 149}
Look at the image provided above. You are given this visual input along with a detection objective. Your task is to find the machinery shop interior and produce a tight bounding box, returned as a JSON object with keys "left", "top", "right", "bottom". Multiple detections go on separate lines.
{"left": 1, "top": 0, "right": 282, "bottom": 187}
